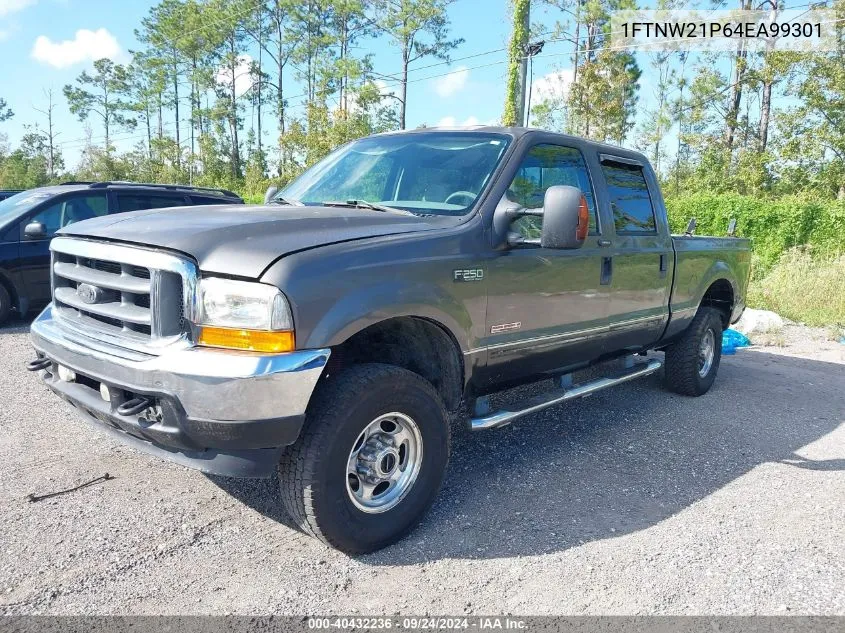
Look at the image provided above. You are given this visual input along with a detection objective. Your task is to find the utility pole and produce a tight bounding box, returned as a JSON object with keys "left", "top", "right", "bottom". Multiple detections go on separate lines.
{"left": 503, "top": 0, "right": 530, "bottom": 126}
{"left": 524, "top": 40, "right": 545, "bottom": 126}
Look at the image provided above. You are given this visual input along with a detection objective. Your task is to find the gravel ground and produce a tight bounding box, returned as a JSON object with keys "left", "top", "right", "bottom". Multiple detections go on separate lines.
{"left": 0, "top": 318, "right": 843, "bottom": 615}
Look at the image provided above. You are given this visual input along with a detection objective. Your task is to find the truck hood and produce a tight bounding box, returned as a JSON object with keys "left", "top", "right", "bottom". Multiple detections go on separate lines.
{"left": 59, "top": 204, "right": 461, "bottom": 278}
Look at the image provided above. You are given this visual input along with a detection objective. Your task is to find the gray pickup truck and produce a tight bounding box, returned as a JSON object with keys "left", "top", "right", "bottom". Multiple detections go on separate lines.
{"left": 28, "top": 127, "right": 750, "bottom": 553}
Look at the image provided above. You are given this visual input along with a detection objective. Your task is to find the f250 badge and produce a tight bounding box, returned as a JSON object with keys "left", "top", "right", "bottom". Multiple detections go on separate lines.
{"left": 453, "top": 268, "right": 484, "bottom": 282}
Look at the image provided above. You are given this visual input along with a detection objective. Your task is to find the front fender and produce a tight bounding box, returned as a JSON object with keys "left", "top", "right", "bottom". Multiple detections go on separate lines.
{"left": 301, "top": 280, "right": 473, "bottom": 351}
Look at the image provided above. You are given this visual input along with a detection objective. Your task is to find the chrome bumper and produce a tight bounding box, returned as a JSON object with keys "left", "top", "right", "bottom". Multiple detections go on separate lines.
{"left": 29, "top": 305, "right": 330, "bottom": 477}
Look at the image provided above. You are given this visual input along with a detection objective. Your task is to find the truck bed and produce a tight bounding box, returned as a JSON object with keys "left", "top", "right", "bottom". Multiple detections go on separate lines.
{"left": 670, "top": 235, "right": 752, "bottom": 326}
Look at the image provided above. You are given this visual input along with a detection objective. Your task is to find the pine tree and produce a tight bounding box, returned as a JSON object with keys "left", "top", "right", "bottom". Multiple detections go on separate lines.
{"left": 63, "top": 58, "right": 136, "bottom": 153}
{"left": 374, "top": 0, "right": 463, "bottom": 129}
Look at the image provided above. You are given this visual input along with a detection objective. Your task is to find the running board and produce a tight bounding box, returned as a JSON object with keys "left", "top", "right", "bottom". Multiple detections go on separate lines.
{"left": 470, "top": 358, "right": 663, "bottom": 430}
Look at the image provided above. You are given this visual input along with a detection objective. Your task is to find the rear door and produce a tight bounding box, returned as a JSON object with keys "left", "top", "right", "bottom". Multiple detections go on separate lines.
{"left": 19, "top": 192, "right": 108, "bottom": 305}
{"left": 596, "top": 156, "right": 673, "bottom": 352}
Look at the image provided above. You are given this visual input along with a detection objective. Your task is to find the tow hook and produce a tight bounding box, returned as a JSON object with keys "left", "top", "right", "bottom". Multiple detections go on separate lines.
{"left": 25, "top": 357, "right": 52, "bottom": 372}
{"left": 116, "top": 397, "right": 153, "bottom": 416}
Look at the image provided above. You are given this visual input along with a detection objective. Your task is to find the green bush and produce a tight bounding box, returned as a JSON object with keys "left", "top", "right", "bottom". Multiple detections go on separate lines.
{"left": 665, "top": 194, "right": 845, "bottom": 273}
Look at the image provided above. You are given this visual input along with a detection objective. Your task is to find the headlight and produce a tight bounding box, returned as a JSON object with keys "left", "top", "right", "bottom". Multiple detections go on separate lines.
{"left": 198, "top": 278, "right": 292, "bottom": 330}
{"left": 196, "top": 278, "right": 295, "bottom": 353}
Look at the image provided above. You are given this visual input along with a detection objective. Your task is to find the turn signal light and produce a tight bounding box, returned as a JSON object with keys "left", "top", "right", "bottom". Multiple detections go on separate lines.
{"left": 198, "top": 327, "right": 295, "bottom": 353}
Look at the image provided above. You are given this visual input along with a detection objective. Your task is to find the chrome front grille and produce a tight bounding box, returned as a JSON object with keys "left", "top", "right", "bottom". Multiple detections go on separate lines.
{"left": 50, "top": 237, "right": 198, "bottom": 353}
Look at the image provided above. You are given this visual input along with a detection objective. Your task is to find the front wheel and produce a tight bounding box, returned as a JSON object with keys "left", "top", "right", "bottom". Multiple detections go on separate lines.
{"left": 664, "top": 307, "right": 724, "bottom": 396}
{"left": 278, "top": 363, "right": 451, "bottom": 554}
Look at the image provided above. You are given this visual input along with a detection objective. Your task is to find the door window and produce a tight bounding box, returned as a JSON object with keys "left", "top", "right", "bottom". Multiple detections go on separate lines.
{"left": 26, "top": 194, "right": 108, "bottom": 237}
{"left": 188, "top": 195, "right": 236, "bottom": 206}
{"left": 507, "top": 144, "right": 598, "bottom": 240}
{"left": 600, "top": 162, "right": 657, "bottom": 234}
{"left": 116, "top": 194, "right": 188, "bottom": 212}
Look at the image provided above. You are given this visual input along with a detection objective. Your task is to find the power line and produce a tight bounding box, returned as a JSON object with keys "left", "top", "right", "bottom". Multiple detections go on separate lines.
{"left": 53, "top": 1, "right": 841, "bottom": 152}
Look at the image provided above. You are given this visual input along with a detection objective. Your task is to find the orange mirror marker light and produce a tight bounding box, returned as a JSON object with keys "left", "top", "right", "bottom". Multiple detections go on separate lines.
{"left": 576, "top": 195, "right": 590, "bottom": 241}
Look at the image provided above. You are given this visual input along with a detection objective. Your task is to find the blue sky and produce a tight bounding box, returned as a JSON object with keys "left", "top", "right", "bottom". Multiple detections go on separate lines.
{"left": 0, "top": 0, "right": 656, "bottom": 168}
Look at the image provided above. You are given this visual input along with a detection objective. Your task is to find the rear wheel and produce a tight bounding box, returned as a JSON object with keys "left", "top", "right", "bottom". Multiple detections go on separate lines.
{"left": 0, "top": 284, "right": 12, "bottom": 326}
{"left": 664, "top": 307, "right": 724, "bottom": 396}
{"left": 278, "top": 363, "right": 450, "bottom": 554}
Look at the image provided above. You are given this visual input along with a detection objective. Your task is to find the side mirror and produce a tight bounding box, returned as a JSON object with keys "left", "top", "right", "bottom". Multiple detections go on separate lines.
{"left": 540, "top": 185, "right": 589, "bottom": 249}
{"left": 264, "top": 186, "right": 279, "bottom": 204}
{"left": 24, "top": 221, "right": 46, "bottom": 240}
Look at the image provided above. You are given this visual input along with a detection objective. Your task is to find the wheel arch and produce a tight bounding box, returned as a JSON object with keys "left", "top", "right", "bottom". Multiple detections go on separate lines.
{"left": 699, "top": 277, "right": 735, "bottom": 329}
{"left": 321, "top": 315, "right": 465, "bottom": 413}
{"left": 0, "top": 269, "right": 21, "bottom": 313}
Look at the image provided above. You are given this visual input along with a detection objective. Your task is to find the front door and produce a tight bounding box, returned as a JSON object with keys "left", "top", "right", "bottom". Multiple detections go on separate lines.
{"left": 483, "top": 143, "right": 611, "bottom": 387}
{"left": 19, "top": 193, "right": 108, "bottom": 305}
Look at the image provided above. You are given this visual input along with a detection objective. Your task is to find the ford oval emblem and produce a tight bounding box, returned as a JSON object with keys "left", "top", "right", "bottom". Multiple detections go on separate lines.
{"left": 76, "top": 283, "right": 100, "bottom": 304}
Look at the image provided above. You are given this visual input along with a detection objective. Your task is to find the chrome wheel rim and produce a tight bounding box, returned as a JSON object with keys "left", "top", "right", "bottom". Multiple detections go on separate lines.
{"left": 698, "top": 329, "right": 715, "bottom": 378}
{"left": 346, "top": 412, "right": 423, "bottom": 514}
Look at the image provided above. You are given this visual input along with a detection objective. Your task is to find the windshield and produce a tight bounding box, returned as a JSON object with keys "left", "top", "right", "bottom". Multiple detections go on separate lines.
{"left": 0, "top": 190, "right": 53, "bottom": 227}
{"left": 279, "top": 132, "right": 511, "bottom": 216}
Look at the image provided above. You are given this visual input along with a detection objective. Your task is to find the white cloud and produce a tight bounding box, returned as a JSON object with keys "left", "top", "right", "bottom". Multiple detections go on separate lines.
{"left": 0, "top": 0, "right": 35, "bottom": 17}
{"left": 433, "top": 66, "right": 469, "bottom": 98}
{"left": 436, "top": 115, "right": 489, "bottom": 128}
{"left": 216, "top": 54, "right": 254, "bottom": 98}
{"left": 31, "top": 28, "right": 122, "bottom": 68}
{"left": 531, "top": 69, "right": 574, "bottom": 103}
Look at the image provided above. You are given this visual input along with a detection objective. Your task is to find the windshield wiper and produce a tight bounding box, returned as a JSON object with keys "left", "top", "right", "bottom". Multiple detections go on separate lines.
{"left": 268, "top": 196, "right": 304, "bottom": 206}
{"left": 322, "top": 199, "right": 409, "bottom": 214}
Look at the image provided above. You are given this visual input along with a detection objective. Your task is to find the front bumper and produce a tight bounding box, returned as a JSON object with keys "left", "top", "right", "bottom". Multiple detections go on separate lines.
{"left": 29, "top": 305, "right": 330, "bottom": 477}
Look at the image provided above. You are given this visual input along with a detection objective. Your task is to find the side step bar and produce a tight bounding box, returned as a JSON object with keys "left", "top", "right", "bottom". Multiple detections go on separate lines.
{"left": 470, "top": 358, "right": 663, "bottom": 430}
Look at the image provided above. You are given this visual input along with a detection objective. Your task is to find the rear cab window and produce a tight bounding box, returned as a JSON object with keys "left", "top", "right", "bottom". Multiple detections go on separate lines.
{"left": 600, "top": 160, "right": 657, "bottom": 234}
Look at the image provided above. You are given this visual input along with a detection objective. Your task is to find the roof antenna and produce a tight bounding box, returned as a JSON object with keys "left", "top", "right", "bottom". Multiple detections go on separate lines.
{"left": 727, "top": 218, "right": 737, "bottom": 236}
{"left": 685, "top": 217, "right": 697, "bottom": 236}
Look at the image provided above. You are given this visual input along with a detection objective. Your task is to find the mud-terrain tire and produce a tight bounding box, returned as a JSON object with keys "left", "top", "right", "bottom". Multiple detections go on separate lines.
{"left": 278, "top": 363, "right": 451, "bottom": 554}
{"left": 664, "top": 307, "right": 724, "bottom": 396}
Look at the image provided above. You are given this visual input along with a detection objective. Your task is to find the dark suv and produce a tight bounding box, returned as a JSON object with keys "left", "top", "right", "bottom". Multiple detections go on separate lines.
{"left": 0, "top": 181, "right": 243, "bottom": 323}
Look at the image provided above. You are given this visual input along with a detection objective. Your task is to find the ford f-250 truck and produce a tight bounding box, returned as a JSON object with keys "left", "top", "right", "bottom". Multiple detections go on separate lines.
{"left": 28, "top": 127, "right": 751, "bottom": 553}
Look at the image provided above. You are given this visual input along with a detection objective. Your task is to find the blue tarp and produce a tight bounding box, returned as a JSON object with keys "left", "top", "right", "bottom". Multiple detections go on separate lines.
{"left": 722, "top": 328, "right": 751, "bottom": 355}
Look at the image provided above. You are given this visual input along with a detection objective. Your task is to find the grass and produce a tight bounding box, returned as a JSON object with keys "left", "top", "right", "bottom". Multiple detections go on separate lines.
{"left": 824, "top": 324, "right": 845, "bottom": 342}
{"left": 749, "top": 326, "right": 787, "bottom": 347}
{"left": 748, "top": 247, "right": 845, "bottom": 328}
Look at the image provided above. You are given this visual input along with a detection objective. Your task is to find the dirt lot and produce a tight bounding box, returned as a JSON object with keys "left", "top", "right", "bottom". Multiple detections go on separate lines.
{"left": 1, "top": 319, "right": 843, "bottom": 615}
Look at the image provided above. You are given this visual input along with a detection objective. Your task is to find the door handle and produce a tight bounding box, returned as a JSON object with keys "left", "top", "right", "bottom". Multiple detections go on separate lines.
{"left": 597, "top": 239, "right": 612, "bottom": 247}
{"left": 659, "top": 253, "right": 668, "bottom": 278}
{"left": 600, "top": 256, "right": 613, "bottom": 285}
